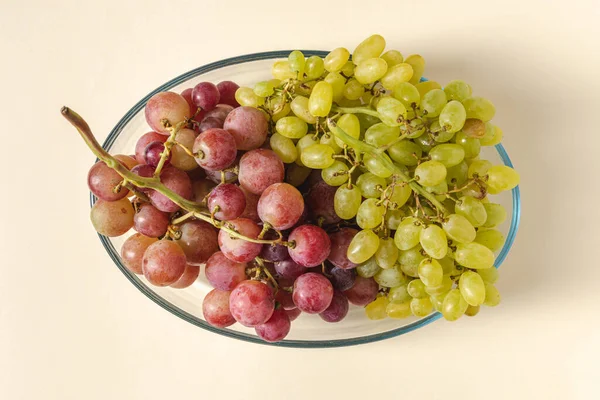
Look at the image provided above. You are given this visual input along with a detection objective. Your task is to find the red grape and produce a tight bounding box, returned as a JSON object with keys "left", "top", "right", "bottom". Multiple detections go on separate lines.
{"left": 180, "top": 88, "right": 196, "bottom": 116}
{"left": 203, "top": 289, "right": 235, "bottom": 328}
{"left": 204, "top": 104, "right": 234, "bottom": 122}
{"left": 192, "top": 82, "right": 220, "bottom": 111}
{"left": 192, "top": 178, "right": 216, "bottom": 203}
{"left": 229, "top": 280, "right": 275, "bottom": 327}
{"left": 170, "top": 264, "right": 200, "bottom": 289}
{"left": 238, "top": 149, "right": 284, "bottom": 195}
{"left": 255, "top": 308, "right": 291, "bottom": 343}
{"left": 223, "top": 106, "right": 268, "bottom": 150}
{"left": 274, "top": 259, "right": 306, "bottom": 280}
{"left": 145, "top": 92, "right": 191, "bottom": 135}
{"left": 218, "top": 218, "right": 262, "bottom": 263}
{"left": 327, "top": 228, "right": 359, "bottom": 270}
{"left": 292, "top": 272, "right": 334, "bottom": 314}
{"left": 217, "top": 81, "right": 240, "bottom": 107}
{"left": 285, "top": 307, "right": 301, "bottom": 321}
{"left": 205, "top": 167, "right": 239, "bottom": 184}
{"left": 135, "top": 132, "right": 167, "bottom": 164}
{"left": 257, "top": 183, "right": 304, "bottom": 230}
{"left": 275, "top": 289, "right": 296, "bottom": 310}
{"left": 133, "top": 203, "right": 169, "bottom": 238}
{"left": 144, "top": 141, "right": 170, "bottom": 167}
{"left": 197, "top": 116, "right": 224, "bottom": 133}
{"left": 192, "top": 128, "right": 237, "bottom": 171}
{"left": 114, "top": 154, "right": 139, "bottom": 170}
{"left": 328, "top": 265, "right": 357, "bottom": 291}
{"left": 240, "top": 186, "right": 260, "bottom": 222}
{"left": 260, "top": 239, "right": 289, "bottom": 262}
{"left": 319, "top": 291, "right": 349, "bottom": 323}
{"left": 288, "top": 225, "right": 331, "bottom": 267}
{"left": 88, "top": 161, "right": 129, "bottom": 201}
{"left": 207, "top": 183, "right": 246, "bottom": 221}
{"left": 148, "top": 166, "right": 193, "bottom": 212}
{"left": 90, "top": 198, "right": 135, "bottom": 237}
{"left": 142, "top": 240, "right": 187, "bottom": 286}
{"left": 205, "top": 251, "right": 248, "bottom": 291}
{"left": 306, "top": 181, "right": 341, "bottom": 225}
{"left": 343, "top": 276, "right": 378, "bottom": 306}
{"left": 121, "top": 233, "right": 157, "bottom": 274}
{"left": 174, "top": 220, "right": 219, "bottom": 265}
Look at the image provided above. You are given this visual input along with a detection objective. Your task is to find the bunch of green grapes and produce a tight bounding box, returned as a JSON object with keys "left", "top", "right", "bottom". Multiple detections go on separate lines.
{"left": 234, "top": 34, "right": 519, "bottom": 322}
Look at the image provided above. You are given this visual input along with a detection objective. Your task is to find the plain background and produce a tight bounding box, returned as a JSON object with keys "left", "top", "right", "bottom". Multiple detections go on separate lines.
{"left": 1, "top": 0, "right": 599, "bottom": 398}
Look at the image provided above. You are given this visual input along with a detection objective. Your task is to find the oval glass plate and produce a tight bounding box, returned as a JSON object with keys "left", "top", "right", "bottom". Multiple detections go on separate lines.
{"left": 91, "top": 51, "right": 521, "bottom": 347}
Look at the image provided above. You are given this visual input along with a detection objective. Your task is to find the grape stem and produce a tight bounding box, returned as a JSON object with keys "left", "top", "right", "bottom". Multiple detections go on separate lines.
{"left": 327, "top": 119, "right": 447, "bottom": 214}
{"left": 154, "top": 119, "right": 188, "bottom": 177}
{"left": 331, "top": 105, "right": 380, "bottom": 118}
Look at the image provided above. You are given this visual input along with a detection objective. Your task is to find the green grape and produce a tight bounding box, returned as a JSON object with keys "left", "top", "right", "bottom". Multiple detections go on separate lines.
{"left": 388, "top": 183, "right": 412, "bottom": 208}
{"left": 356, "top": 172, "right": 386, "bottom": 198}
{"left": 418, "top": 258, "right": 444, "bottom": 287}
{"left": 442, "top": 214, "right": 476, "bottom": 244}
{"left": 324, "top": 47, "right": 350, "bottom": 72}
{"left": 355, "top": 113, "right": 378, "bottom": 134}
{"left": 483, "top": 283, "right": 501, "bottom": 306}
{"left": 363, "top": 153, "right": 393, "bottom": 178}
{"left": 415, "top": 134, "right": 436, "bottom": 154}
{"left": 276, "top": 116, "right": 308, "bottom": 139}
{"left": 388, "top": 139, "right": 422, "bottom": 166}
{"left": 393, "top": 82, "right": 421, "bottom": 109}
{"left": 365, "top": 123, "right": 400, "bottom": 147}
{"left": 410, "top": 297, "right": 433, "bottom": 317}
{"left": 394, "top": 217, "right": 424, "bottom": 250}
{"left": 270, "top": 95, "right": 291, "bottom": 122}
{"left": 322, "top": 160, "right": 348, "bottom": 186}
{"left": 270, "top": 133, "right": 298, "bottom": 163}
{"left": 386, "top": 208, "right": 405, "bottom": 230}
{"left": 482, "top": 203, "right": 507, "bottom": 228}
{"left": 320, "top": 132, "right": 343, "bottom": 154}
{"left": 375, "top": 237, "right": 399, "bottom": 269}
{"left": 405, "top": 54, "right": 425, "bottom": 84}
{"left": 353, "top": 34, "right": 386, "bottom": 65}
{"left": 334, "top": 185, "right": 362, "bottom": 219}
{"left": 442, "top": 198, "right": 456, "bottom": 215}
{"left": 253, "top": 80, "right": 275, "bottom": 97}
{"left": 343, "top": 79, "right": 365, "bottom": 100}
{"left": 376, "top": 97, "right": 408, "bottom": 127}
{"left": 441, "top": 289, "right": 468, "bottom": 321}
{"left": 443, "top": 80, "right": 472, "bottom": 102}
{"left": 462, "top": 118, "right": 486, "bottom": 138}
{"left": 288, "top": 50, "right": 305, "bottom": 76}
{"left": 325, "top": 72, "right": 346, "bottom": 103}
{"left": 304, "top": 55, "right": 325, "bottom": 80}
{"left": 474, "top": 229, "right": 504, "bottom": 252}
{"left": 429, "top": 144, "right": 465, "bottom": 168}
{"left": 347, "top": 229, "right": 380, "bottom": 264}
{"left": 419, "top": 225, "right": 448, "bottom": 259}
{"left": 407, "top": 279, "right": 427, "bottom": 298}
{"left": 340, "top": 61, "right": 355, "bottom": 77}
{"left": 308, "top": 81, "right": 333, "bottom": 117}
{"left": 295, "top": 134, "right": 318, "bottom": 166}
{"left": 286, "top": 163, "right": 311, "bottom": 187}
{"left": 462, "top": 96, "right": 496, "bottom": 122}
{"left": 424, "top": 180, "right": 447, "bottom": 202}
{"left": 290, "top": 95, "right": 318, "bottom": 124}
{"left": 456, "top": 196, "right": 487, "bottom": 227}
{"left": 439, "top": 101, "right": 467, "bottom": 133}
{"left": 421, "top": 89, "right": 447, "bottom": 117}
{"left": 459, "top": 270, "right": 486, "bottom": 306}
{"left": 388, "top": 284, "right": 411, "bottom": 303}
{"left": 480, "top": 122, "right": 495, "bottom": 143}
{"left": 381, "top": 50, "right": 403, "bottom": 67}
{"left": 365, "top": 296, "right": 390, "bottom": 320}
{"left": 467, "top": 159, "right": 492, "bottom": 178}
{"left": 446, "top": 161, "right": 469, "bottom": 186}
{"left": 455, "top": 242, "right": 495, "bottom": 269}
{"left": 334, "top": 113, "right": 361, "bottom": 147}
{"left": 480, "top": 125, "right": 503, "bottom": 146}
{"left": 414, "top": 160, "right": 447, "bottom": 186}
{"left": 294, "top": 80, "right": 316, "bottom": 97}
{"left": 465, "top": 305, "right": 480, "bottom": 316}
{"left": 431, "top": 122, "right": 455, "bottom": 143}
{"left": 477, "top": 267, "right": 499, "bottom": 284}
{"left": 453, "top": 131, "right": 481, "bottom": 159}
{"left": 271, "top": 60, "right": 296, "bottom": 80}
{"left": 375, "top": 266, "right": 406, "bottom": 287}
{"left": 301, "top": 144, "right": 335, "bottom": 169}
{"left": 400, "top": 262, "right": 418, "bottom": 278}
{"left": 438, "top": 257, "right": 457, "bottom": 276}
{"left": 338, "top": 97, "right": 362, "bottom": 107}
{"left": 398, "top": 245, "right": 426, "bottom": 277}
{"left": 415, "top": 81, "right": 442, "bottom": 97}
{"left": 486, "top": 165, "right": 520, "bottom": 192}
{"left": 430, "top": 295, "right": 445, "bottom": 312}
{"left": 356, "top": 198, "right": 385, "bottom": 229}
{"left": 354, "top": 58, "right": 388, "bottom": 84}
{"left": 235, "top": 87, "right": 265, "bottom": 107}
{"left": 357, "top": 257, "right": 381, "bottom": 278}
{"left": 425, "top": 275, "right": 453, "bottom": 296}
{"left": 386, "top": 301, "right": 412, "bottom": 318}
{"left": 381, "top": 63, "right": 414, "bottom": 90}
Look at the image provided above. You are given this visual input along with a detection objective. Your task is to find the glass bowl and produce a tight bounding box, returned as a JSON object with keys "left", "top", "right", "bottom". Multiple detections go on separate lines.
{"left": 91, "top": 50, "right": 521, "bottom": 347}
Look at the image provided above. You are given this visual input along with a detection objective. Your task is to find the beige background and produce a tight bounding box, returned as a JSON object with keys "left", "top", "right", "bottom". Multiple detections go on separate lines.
{"left": 1, "top": 0, "right": 599, "bottom": 398}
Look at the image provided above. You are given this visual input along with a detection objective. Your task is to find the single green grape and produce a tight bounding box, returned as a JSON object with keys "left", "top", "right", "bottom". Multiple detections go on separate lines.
{"left": 335, "top": 113, "right": 361, "bottom": 148}
{"left": 290, "top": 95, "right": 317, "bottom": 124}
{"left": 425, "top": 275, "right": 453, "bottom": 296}
{"left": 442, "top": 214, "right": 476, "bottom": 244}
{"left": 429, "top": 143, "right": 466, "bottom": 168}
{"left": 404, "top": 54, "right": 425, "bottom": 84}
{"left": 276, "top": 116, "right": 308, "bottom": 139}
{"left": 462, "top": 96, "right": 496, "bottom": 122}
{"left": 294, "top": 80, "right": 315, "bottom": 97}
{"left": 352, "top": 34, "right": 386, "bottom": 65}
{"left": 325, "top": 72, "right": 346, "bottom": 103}
{"left": 415, "top": 133, "right": 437, "bottom": 152}
{"left": 483, "top": 283, "right": 501, "bottom": 306}
{"left": 365, "top": 296, "right": 389, "bottom": 320}
{"left": 235, "top": 87, "right": 265, "bottom": 108}
{"left": 467, "top": 159, "right": 492, "bottom": 179}
{"left": 386, "top": 301, "right": 412, "bottom": 318}
{"left": 381, "top": 63, "right": 414, "bottom": 90}
{"left": 270, "top": 133, "right": 298, "bottom": 163}
{"left": 288, "top": 50, "right": 305, "bottom": 76}
{"left": 376, "top": 97, "right": 407, "bottom": 127}
{"left": 363, "top": 153, "right": 393, "bottom": 178}
{"left": 347, "top": 229, "right": 380, "bottom": 264}
{"left": 357, "top": 257, "right": 381, "bottom": 278}
{"left": 430, "top": 294, "right": 446, "bottom": 312}
{"left": 356, "top": 172, "right": 386, "bottom": 198}
{"left": 343, "top": 79, "right": 364, "bottom": 100}
{"left": 398, "top": 245, "right": 426, "bottom": 277}
{"left": 453, "top": 131, "right": 481, "bottom": 159}
{"left": 354, "top": 58, "right": 388, "bottom": 84}
{"left": 388, "top": 284, "right": 411, "bottom": 303}
{"left": 388, "top": 140, "right": 422, "bottom": 166}
{"left": 407, "top": 279, "right": 427, "bottom": 298}
{"left": 324, "top": 47, "right": 350, "bottom": 73}
{"left": 482, "top": 203, "right": 507, "bottom": 228}
{"left": 415, "top": 81, "right": 442, "bottom": 97}
{"left": 375, "top": 237, "right": 399, "bottom": 269}
{"left": 270, "top": 95, "right": 291, "bottom": 122}
{"left": 320, "top": 132, "right": 342, "bottom": 154}
{"left": 375, "top": 266, "right": 406, "bottom": 288}
{"left": 459, "top": 270, "right": 486, "bottom": 306}
{"left": 443, "top": 80, "right": 472, "bottom": 102}
{"left": 438, "top": 257, "right": 457, "bottom": 276}
{"left": 477, "top": 267, "right": 499, "bottom": 284}
{"left": 424, "top": 180, "right": 447, "bottom": 202}
{"left": 446, "top": 161, "right": 469, "bottom": 186}
{"left": 386, "top": 208, "right": 405, "bottom": 230}
{"left": 474, "top": 229, "right": 504, "bottom": 252}
{"left": 356, "top": 198, "right": 385, "bottom": 229}
{"left": 439, "top": 100, "right": 467, "bottom": 133}
{"left": 465, "top": 305, "right": 480, "bottom": 316}
{"left": 304, "top": 56, "right": 325, "bottom": 80}
{"left": 394, "top": 217, "right": 424, "bottom": 250}
{"left": 480, "top": 125, "right": 503, "bottom": 146}
{"left": 308, "top": 81, "right": 333, "bottom": 117}
{"left": 455, "top": 242, "right": 495, "bottom": 269}
{"left": 321, "top": 160, "right": 348, "bottom": 186}
{"left": 393, "top": 82, "right": 421, "bottom": 108}
{"left": 387, "top": 183, "right": 412, "bottom": 208}
{"left": 301, "top": 143, "right": 335, "bottom": 169}
{"left": 414, "top": 160, "right": 447, "bottom": 186}
{"left": 410, "top": 297, "right": 433, "bottom": 317}
{"left": 381, "top": 50, "right": 404, "bottom": 67}
{"left": 340, "top": 61, "right": 355, "bottom": 77}
{"left": 364, "top": 123, "right": 400, "bottom": 147}
{"left": 486, "top": 165, "right": 520, "bottom": 192}
{"left": 441, "top": 289, "right": 468, "bottom": 321}
{"left": 334, "top": 185, "right": 362, "bottom": 219}
{"left": 295, "top": 134, "right": 318, "bottom": 167}
{"left": 418, "top": 258, "right": 444, "bottom": 287}
{"left": 421, "top": 89, "right": 447, "bottom": 117}
{"left": 456, "top": 196, "right": 487, "bottom": 227}
{"left": 419, "top": 225, "right": 448, "bottom": 259}
{"left": 431, "top": 122, "right": 455, "bottom": 143}
{"left": 253, "top": 80, "right": 275, "bottom": 97}
{"left": 271, "top": 60, "right": 296, "bottom": 80}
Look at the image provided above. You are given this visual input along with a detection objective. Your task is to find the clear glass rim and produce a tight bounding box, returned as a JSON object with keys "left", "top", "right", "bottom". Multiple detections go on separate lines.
{"left": 90, "top": 50, "right": 521, "bottom": 348}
